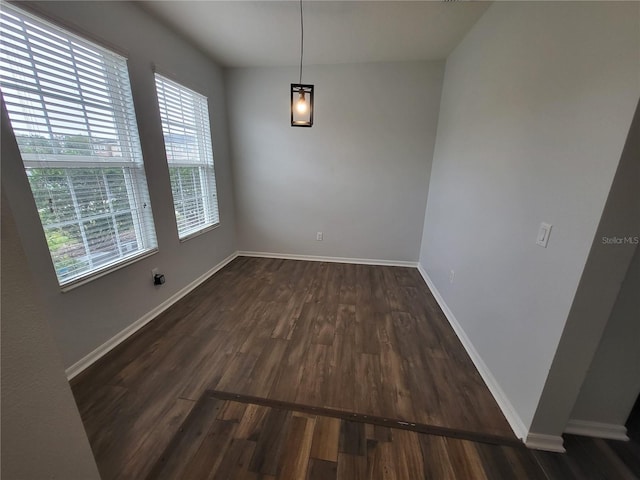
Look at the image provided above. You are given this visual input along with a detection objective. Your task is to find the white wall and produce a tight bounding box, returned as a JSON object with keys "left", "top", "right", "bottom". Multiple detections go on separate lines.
{"left": 1, "top": 1, "right": 237, "bottom": 367}
{"left": 569, "top": 246, "right": 640, "bottom": 428}
{"left": 530, "top": 98, "right": 640, "bottom": 437}
{"left": 227, "top": 61, "right": 444, "bottom": 262}
{"left": 1, "top": 189, "right": 100, "bottom": 480}
{"left": 419, "top": 0, "right": 639, "bottom": 436}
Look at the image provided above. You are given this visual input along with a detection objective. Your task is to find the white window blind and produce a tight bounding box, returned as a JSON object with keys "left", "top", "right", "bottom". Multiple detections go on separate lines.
{"left": 0, "top": 4, "right": 157, "bottom": 287}
{"left": 155, "top": 74, "right": 219, "bottom": 239}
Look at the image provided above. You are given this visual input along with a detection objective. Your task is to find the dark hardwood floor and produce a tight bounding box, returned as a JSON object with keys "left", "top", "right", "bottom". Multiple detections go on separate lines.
{"left": 69, "top": 256, "right": 640, "bottom": 479}
{"left": 144, "top": 391, "right": 640, "bottom": 480}
{"left": 146, "top": 391, "right": 546, "bottom": 480}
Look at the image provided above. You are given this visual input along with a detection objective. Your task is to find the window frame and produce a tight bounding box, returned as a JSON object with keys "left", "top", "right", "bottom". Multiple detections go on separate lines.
{"left": 0, "top": 4, "right": 158, "bottom": 290}
{"left": 154, "top": 73, "right": 220, "bottom": 241}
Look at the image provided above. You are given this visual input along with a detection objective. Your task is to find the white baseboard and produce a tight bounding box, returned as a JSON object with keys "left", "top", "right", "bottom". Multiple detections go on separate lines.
{"left": 565, "top": 419, "right": 629, "bottom": 441}
{"left": 238, "top": 250, "right": 417, "bottom": 268}
{"left": 525, "top": 433, "right": 566, "bottom": 453}
{"left": 65, "top": 251, "right": 239, "bottom": 380}
{"left": 416, "top": 264, "right": 529, "bottom": 442}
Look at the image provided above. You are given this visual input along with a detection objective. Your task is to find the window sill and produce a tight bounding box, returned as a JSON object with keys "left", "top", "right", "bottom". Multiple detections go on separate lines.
{"left": 60, "top": 248, "right": 158, "bottom": 293}
{"left": 178, "top": 222, "right": 221, "bottom": 243}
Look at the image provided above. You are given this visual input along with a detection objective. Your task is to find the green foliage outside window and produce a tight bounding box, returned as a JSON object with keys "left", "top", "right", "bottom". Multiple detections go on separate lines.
{"left": 21, "top": 134, "right": 139, "bottom": 278}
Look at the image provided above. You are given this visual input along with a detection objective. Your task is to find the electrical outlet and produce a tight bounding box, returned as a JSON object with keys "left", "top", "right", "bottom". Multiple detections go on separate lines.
{"left": 151, "top": 268, "right": 159, "bottom": 280}
{"left": 316, "top": 231, "right": 323, "bottom": 241}
{"left": 449, "top": 269, "right": 455, "bottom": 284}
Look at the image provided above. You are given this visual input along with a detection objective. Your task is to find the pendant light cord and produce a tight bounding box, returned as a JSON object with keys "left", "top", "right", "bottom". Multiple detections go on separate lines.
{"left": 299, "top": 0, "right": 304, "bottom": 84}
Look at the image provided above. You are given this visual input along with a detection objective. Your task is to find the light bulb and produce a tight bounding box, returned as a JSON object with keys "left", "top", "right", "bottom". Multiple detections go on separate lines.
{"left": 296, "top": 99, "right": 307, "bottom": 114}
{"left": 295, "top": 92, "right": 308, "bottom": 114}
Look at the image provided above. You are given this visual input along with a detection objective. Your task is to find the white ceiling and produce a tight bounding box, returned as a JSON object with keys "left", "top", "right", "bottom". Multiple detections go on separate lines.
{"left": 139, "top": 1, "right": 491, "bottom": 68}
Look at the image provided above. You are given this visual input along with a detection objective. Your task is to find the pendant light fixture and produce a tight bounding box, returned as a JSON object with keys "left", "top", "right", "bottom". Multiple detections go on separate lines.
{"left": 291, "top": 0, "right": 314, "bottom": 127}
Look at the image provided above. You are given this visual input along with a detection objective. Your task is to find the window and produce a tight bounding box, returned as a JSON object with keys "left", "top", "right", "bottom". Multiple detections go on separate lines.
{"left": 0, "top": 5, "right": 157, "bottom": 288}
{"left": 155, "top": 74, "right": 219, "bottom": 239}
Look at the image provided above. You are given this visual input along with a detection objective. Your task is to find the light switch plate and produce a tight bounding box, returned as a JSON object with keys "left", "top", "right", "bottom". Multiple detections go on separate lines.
{"left": 536, "top": 222, "right": 552, "bottom": 248}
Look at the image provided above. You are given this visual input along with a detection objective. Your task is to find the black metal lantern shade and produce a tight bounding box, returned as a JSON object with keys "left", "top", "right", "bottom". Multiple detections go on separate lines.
{"left": 291, "top": 83, "right": 314, "bottom": 127}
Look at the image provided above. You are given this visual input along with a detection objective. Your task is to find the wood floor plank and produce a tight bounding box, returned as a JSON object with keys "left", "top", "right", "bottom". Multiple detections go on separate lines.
{"left": 390, "top": 429, "right": 424, "bottom": 479}
{"left": 248, "top": 407, "right": 292, "bottom": 476}
{"left": 445, "top": 438, "right": 489, "bottom": 480}
{"left": 271, "top": 290, "right": 308, "bottom": 340}
{"left": 145, "top": 395, "right": 224, "bottom": 480}
{"left": 339, "top": 263, "right": 357, "bottom": 305}
{"left": 501, "top": 444, "right": 548, "bottom": 480}
{"left": 356, "top": 301, "right": 381, "bottom": 355}
{"left": 339, "top": 420, "right": 367, "bottom": 456}
{"left": 180, "top": 419, "right": 236, "bottom": 479}
{"left": 310, "top": 415, "right": 341, "bottom": 462}
{"left": 366, "top": 441, "right": 397, "bottom": 480}
{"left": 418, "top": 434, "right": 456, "bottom": 480}
{"left": 75, "top": 384, "right": 129, "bottom": 439}
{"left": 337, "top": 453, "right": 367, "bottom": 480}
{"left": 215, "top": 349, "right": 264, "bottom": 393}
{"left": 374, "top": 425, "right": 392, "bottom": 443}
{"left": 354, "top": 352, "right": 383, "bottom": 416}
{"left": 244, "top": 338, "right": 288, "bottom": 396}
{"left": 308, "top": 458, "right": 338, "bottom": 480}
{"left": 311, "top": 303, "right": 338, "bottom": 346}
{"left": 118, "top": 398, "right": 196, "bottom": 480}
{"left": 475, "top": 442, "right": 521, "bottom": 479}
{"left": 295, "top": 343, "right": 330, "bottom": 406}
{"left": 217, "top": 400, "right": 248, "bottom": 422}
{"left": 268, "top": 302, "right": 319, "bottom": 401}
{"left": 379, "top": 342, "right": 415, "bottom": 421}
{"left": 235, "top": 403, "right": 270, "bottom": 441}
{"left": 237, "top": 301, "right": 273, "bottom": 353}
{"left": 211, "top": 439, "right": 256, "bottom": 480}
{"left": 325, "top": 304, "right": 357, "bottom": 410}
{"left": 305, "top": 262, "right": 331, "bottom": 304}
{"left": 277, "top": 414, "right": 316, "bottom": 480}
{"left": 176, "top": 330, "right": 236, "bottom": 401}
{"left": 83, "top": 404, "right": 132, "bottom": 475}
